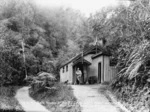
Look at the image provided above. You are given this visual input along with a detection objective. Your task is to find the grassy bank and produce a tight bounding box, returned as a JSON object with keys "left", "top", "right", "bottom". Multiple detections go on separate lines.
{"left": 0, "top": 86, "right": 24, "bottom": 112}
{"left": 29, "top": 83, "right": 81, "bottom": 112}
{"left": 110, "top": 89, "right": 150, "bottom": 112}
{"left": 110, "top": 80, "right": 150, "bottom": 112}
{"left": 98, "top": 83, "right": 126, "bottom": 112}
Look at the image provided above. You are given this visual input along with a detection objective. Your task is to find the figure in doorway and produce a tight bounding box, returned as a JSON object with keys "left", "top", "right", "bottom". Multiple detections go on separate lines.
{"left": 76, "top": 68, "right": 82, "bottom": 84}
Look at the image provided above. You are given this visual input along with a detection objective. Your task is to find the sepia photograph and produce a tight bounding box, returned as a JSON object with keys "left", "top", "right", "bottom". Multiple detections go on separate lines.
{"left": 0, "top": 0, "right": 149, "bottom": 112}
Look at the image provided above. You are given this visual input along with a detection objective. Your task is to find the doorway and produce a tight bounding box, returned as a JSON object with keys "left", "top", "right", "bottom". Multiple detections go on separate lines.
{"left": 98, "top": 63, "right": 101, "bottom": 83}
{"left": 72, "top": 58, "right": 91, "bottom": 84}
{"left": 76, "top": 64, "right": 84, "bottom": 84}
{"left": 73, "top": 64, "right": 84, "bottom": 84}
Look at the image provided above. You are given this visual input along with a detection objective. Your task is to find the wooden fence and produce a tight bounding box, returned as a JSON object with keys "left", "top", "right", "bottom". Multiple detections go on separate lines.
{"left": 108, "top": 66, "right": 118, "bottom": 81}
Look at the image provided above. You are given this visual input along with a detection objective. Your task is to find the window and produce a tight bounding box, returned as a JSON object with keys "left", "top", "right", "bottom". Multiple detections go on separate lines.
{"left": 63, "top": 67, "right": 65, "bottom": 73}
{"left": 66, "top": 65, "right": 68, "bottom": 72}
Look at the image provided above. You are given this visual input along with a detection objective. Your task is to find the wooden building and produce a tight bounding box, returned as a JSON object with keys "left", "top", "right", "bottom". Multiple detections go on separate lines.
{"left": 59, "top": 45, "right": 117, "bottom": 84}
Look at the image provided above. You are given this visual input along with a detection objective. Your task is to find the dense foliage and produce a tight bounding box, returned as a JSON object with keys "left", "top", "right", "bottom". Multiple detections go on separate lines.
{"left": 0, "top": 86, "right": 24, "bottom": 111}
{"left": 2, "top": 0, "right": 150, "bottom": 111}
{"left": 29, "top": 83, "right": 81, "bottom": 112}
{"left": 88, "top": 0, "right": 150, "bottom": 111}
{"left": 0, "top": 0, "right": 92, "bottom": 85}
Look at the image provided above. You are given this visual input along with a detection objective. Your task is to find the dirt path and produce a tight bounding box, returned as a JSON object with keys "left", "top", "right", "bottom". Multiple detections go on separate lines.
{"left": 72, "top": 84, "right": 119, "bottom": 112}
{"left": 15, "top": 87, "right": 50, "bottom": 112}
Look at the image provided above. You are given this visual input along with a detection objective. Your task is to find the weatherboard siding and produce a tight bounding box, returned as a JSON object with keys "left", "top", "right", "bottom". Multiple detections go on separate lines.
{"left": 91, "top": 56, "right": 103, "bottom": 82}
{"left": 104, "top": 56, "right": 110, "bottom": 82}
{"left": 60, "top": 54, "right": 117, "bottom": 84}
{"left": 60, "top": 62, "right": 73, "bottom": 83}
{"left": 68, "top": 62, "right": 73, "bottom": 83}
{"left": 109, "top": 67, "right": 118, "bottom": 81}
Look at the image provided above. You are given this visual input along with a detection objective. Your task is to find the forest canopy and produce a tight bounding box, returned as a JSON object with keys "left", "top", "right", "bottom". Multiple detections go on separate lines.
{"left": 0, "top": 0, "right": 95, "bottom": 85}
{"left": 1, "top": 0, "right": 150, "bottom": 91}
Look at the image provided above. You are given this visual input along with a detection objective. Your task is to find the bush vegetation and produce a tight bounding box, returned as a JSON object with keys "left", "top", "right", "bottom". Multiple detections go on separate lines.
{"left": 0, "top": 0, "right": 90, "bottom": 111}
{"left": 2, "top": 0, "right": 150, "bottom": 112}
{"left": 0, "top": 86, "right": 24, "bottom": 112}
{"left": 29, "top": 83, "right": 81, "bottom": 112}
{"left": 27, "top": 71, "right": 80, "bottom": 111}
{"left": 30, "top": 83, "right": 76, "bottom": 102}
{"left": 88, "top": 0, "right": 150, "bottom": 111}
{"left": 0, "top": 0, "right": 93, "bottom": 86}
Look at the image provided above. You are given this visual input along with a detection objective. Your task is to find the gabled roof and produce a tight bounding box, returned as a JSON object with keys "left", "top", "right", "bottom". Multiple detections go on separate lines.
{"left": 60, "top": 45, "right": 109, "bottom": 68}
{"left": 60, "top": 53, "right": 82, "bottom": 69}
{"left": 92, "top": 51, "right": 111, "bottom": 59}
{"left": 73, "top": 58, "right": 91, "bottom": 66}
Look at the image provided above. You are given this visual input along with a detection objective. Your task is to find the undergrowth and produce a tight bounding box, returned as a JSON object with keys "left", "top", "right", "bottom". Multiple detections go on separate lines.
{"left": 30, "top": 83, "right": 77, "bottom": 102}
{"left": 111, "top": 41, "right": 150, "bottom": 112}
{"left": 0, "top": 86, "right": 24, "bottom": 112}
{"left": 29, "top": 83, "right": 81, "bottom": 112}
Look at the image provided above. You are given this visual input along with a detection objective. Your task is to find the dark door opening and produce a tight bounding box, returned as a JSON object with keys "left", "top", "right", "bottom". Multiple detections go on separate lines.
{"left": 98, "top": 63, "right": 101, "bottom": 83}
{"left": 75, "top": 63, "right": 84, "bottom": 84}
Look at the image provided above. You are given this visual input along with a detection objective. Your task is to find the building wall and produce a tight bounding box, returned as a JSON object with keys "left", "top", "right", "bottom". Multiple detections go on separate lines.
{"left": 83, "top": 65, "right": 88, "bottom": 83}
{"left": 60, "top": 54, "right": 118, "bottom": 84}
{"left": 103, "top": 56, "right": 118, "bottom": 82}
{"left": 88, "top": 56, "right": 103, "bottom": 82}
{"left": 108, "top": 66, "right": 118, "bottom": 81}
{"left": 84, "top": 54, "right": 93, "bottom": 63}
{"left": 89, "top": 55, "right": 114, "bottom": 83}
{"left": 104, "top": 56, "right": 110, "bottom": 82}
{"left": 84, "top": 54, "right": 95, "bottom": 81}
{"left": 68, "top": 62, "right": 73, "bottom": 83}
{"left": 60, "top": 62, "right": 73, "bottom": 83}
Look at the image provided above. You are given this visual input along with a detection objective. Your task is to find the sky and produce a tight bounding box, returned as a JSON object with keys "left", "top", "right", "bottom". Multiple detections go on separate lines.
{"left": 33, "top": 0, "right": 130, "bottom": 16}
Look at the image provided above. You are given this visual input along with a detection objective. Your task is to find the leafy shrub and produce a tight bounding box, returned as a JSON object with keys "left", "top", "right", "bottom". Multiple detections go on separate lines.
{"left": 110, "top": 41, "right": 150, "bottom": 111}
{"left": 88, "top": 76, "right": 97, "bottom": 84}
{"left": 29, "top": 72, "right": 56, "bottom": 95}
{"left": 0, "top": 50, "right": 26, "bottom": 86}
{"left": 29, "top": 82, "right": 76, "bottom": 102}
{"left": 0, "top": 86, "right": 18, "bottom": 97}
{"left": 29, "top": 83, "right": 81, "bottom": 112}
{"left": 0, "top": 86, "right": 24, "bottom": 111}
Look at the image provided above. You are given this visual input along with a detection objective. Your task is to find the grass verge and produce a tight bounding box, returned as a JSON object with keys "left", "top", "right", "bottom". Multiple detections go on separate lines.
{"left": 0, "top": 86, "right": 24, "bottom": 112}
{"left": 98, "top": 83, "right": 126, "bottom": 112}
{"left": 29, "top": 83, "right": 81, "bottom": 112}
{"left": 109, "top": 84, "right": 150, "bottom": 112}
